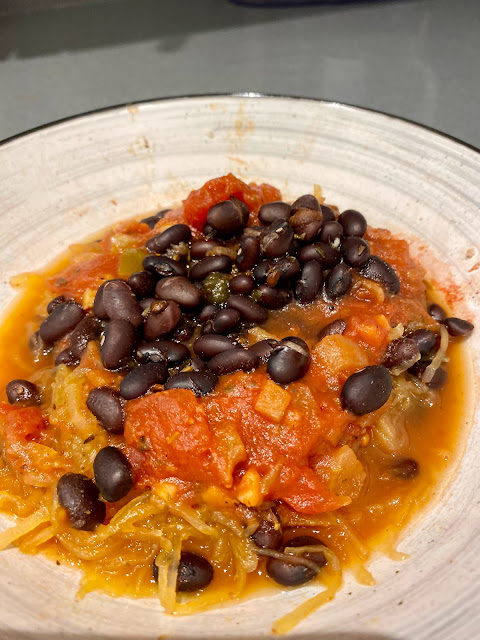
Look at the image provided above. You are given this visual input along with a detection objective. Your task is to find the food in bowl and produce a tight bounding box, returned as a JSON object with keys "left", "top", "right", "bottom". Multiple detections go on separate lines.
{"left": 0, "top": 174, "right": 474, "bottom": 633}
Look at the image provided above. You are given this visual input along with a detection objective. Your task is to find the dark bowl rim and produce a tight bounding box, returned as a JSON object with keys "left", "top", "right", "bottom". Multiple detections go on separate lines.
{"left": 1, "top": 92, "right": 479, "bottom": 156}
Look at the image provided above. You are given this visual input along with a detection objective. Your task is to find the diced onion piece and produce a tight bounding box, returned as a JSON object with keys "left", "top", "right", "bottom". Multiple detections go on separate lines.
{"left": 236, "top": 468, "right": 263, "bottom": 507}
{"left": 375, "top": 412, "right": 409, "bottom": 453}
{"left": 388, "top": 323, "right": 404, "bottom": 341}
{"left": 423, "top": 325, "right": 448, "bottom": 384}
{"left": 255, "top": 379, "right": 291, "bottom": 423}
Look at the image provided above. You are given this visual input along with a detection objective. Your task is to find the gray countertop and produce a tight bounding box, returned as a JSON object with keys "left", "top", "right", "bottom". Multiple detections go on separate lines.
{"left": 1, "top": 0, "right": 479, "bottom": 147}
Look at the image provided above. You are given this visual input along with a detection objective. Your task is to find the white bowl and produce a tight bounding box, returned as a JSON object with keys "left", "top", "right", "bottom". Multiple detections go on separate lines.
{"left": 0, "top": 95, "right": 479, "bottom": 639}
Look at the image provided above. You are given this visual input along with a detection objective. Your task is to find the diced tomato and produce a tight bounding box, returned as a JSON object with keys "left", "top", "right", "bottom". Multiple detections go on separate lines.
{"left": 47, "top": 253, "right": 120, "bottom": 298}
{"left": 0, "top": 403, "right": 46, "bottom": 444}
{"left": 183, "top": 173, "right": 281, "bottom": 229}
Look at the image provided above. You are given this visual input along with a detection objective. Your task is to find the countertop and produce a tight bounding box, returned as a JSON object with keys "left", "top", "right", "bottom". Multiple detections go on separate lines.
{"left": 0, "top": 0, "right": 479, "bottom": 148}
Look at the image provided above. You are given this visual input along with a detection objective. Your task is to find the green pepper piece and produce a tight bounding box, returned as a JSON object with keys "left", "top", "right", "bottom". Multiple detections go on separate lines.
{"left": 202, "top": 272, "right": 230, "bottom": 305}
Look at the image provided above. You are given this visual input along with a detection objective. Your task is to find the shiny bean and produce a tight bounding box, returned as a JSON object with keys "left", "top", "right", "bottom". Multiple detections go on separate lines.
{"left": 119, "top": 362, "right": 169, "bottom": 400}
{"left": 256, "top": 286, "right": 292, "bottom": 310}
{"left": 190, "top": 255, "right": 233, "bottom": 281}
{"left": 248, "top": 339, "right": 279, "bottom": 363}
{"left": 260, "top": 219, "right": 294, "bottom": 259}
{"left": 176, "top": 551, "right": 214, "bottom": 592}
{"left": 93, "top": 279, "right": 124, "bottom": 319}
{"left": 341, "top": 365, "right": 392, "bottom": 415}
{"left": 317, "top": 318, "right": 347, "bottom": 340}
{"left": 128, "top": 271, "right": 157, "bottom": 299}
{"left": 359, "top": 256, "right": 401, "bottom": 295}
{"left": 207, "top": 348, "right": 258, "bottom": 375}
{"left": 140, "top": 209, "right": 170, "bottom": 229}
{"left": 142, "top": 255, "right": 187, "bottom": 278}
{"left": 428, "top": 303, "right": 447, "bottom": 323}
{"left": 319, "top": 220, "right": 344, "bottom": 244}
{"left": 383, "top": 337, "right": 420, "bottom": 369}
{"left": 411, "top": 361, "right": 448, "bottom": 389}
{"left": 156, "top": 276, "right": 202, "bottom": 310}
{"left": 408, "top": 329, "right": 436, "bottom": 355}
{"left": 236, "top": 235, "right": 260, "bottom": 271}
{"left": 320, "top": 205, "right": 336, "bottom": 223}
{"left": 136, "top": 340, "right": 189, "bottom": 365}
{"left": 143, "top": 300, "right": 182, "bottom": 341}
{"left": 258, "top": 201, "right": 291, "bottom": 224}
{"left": 213, "top": 308, "right": 241, "bottom": 334}
{"left": 101, "top": 280, "right": 143, "bottom": 328}
{"left": 226, "top": 295, "right": 268, "bottom": 324}
{"left": 206, "top": 199, "right": 249, "bottom": 236}
{"left": 267, "top": 337, "right": 310, "bottom": 384}
{"left": 172, "top": 316, "right": 196, "bottom": 342}
{"left": 69, "top": 316, "right": 102, "bottom": 359}
{"left": 6, "top": 379, "right": 41, "bottom": 406}
{"left": 190, "top": 239, "right": 221, "bottom": 260}
{"left": 57, "top": 473, "right": 106, "bottom": 531}
{"left": 229, "top": 274, "right": 255, "bottom": 295}
{"left": 39, "top": 301, "right": 85, "bottom": 344}
{"left": 93, "top": 447, "right": 133, "bottom": 502}
{"left": 325, "top": 263, "right": 353, "bottom": 299}
{"left": 86, "top": 387, "right": 125, "bottom": 434}
{"left": 145, "top": 224, "right": 191, "bottom": 254}
{"left": 289, "top": 208, "right": 323, "bottom": 242}
{"left": 338, "top": 209, "right": 367, "bottom": 237}
{"left": 139, "top": 297, "right": 156, "bottom": 312}
{"left": 198, "top": 304, "right": 218, "bottom": 322}
{"left": 100, "top": 319, "right": 136, "bottom": 370}
{"left": 297, "top": 242, "right": 341, "bottom": 268}
{"left": 256, "top": 257, "right": 300, "bottom": 286}
{"left": 55, "top": 349, "right": 79, "bottom": 367}
{"left": 266, "top": 536, "right": 325, "bottom": 587}
{"left": 290, "top": 194, "right": 320, "bottom": 213}
{"left": 250, "top": 519, "right": 283, "bottom": 550}
{"left": 191, "top": 356, "right": 207, "bottom": 372}
{"left": 193, "top": 334, "right": 237, "bottom": 360}
{"left": 47, "top": 295, "right": 67, "bottom": 314}
{"left": 444, "top": 317, "right": 474, "bottom": 337}
{"left": 286, "top": 535, "right": 327, "bottom": 567}
{"left": 164, "top": 371, "right": 218, "bottom": 396}
{"left": 342, "top": 236, "right": 370, "bottom": 267}
{"left": 391, "top": 458, "right": 419, "bottom": 479}
{"left": 295, "top": 260, "right": 323, "bottom": 304}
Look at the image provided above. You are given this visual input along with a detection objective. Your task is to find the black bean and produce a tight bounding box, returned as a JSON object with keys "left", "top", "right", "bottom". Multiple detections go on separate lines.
{"left": 319, "top": 220, "right": 344, "bottom": 245}
{"left": 6, "top": 379, "right": 41, "bottom": 406}
{"left": 338, "top": 209, "right": 367, "bottom": 237}
{"left": 253, "top": 261, "right": 270, "bottom": 284}
{"left": 236, "top": 235, "right": 260, "bottom": 271}
{"left": 101, "top": 280, "right": 143, "bottom": 328}
{"left": 383, "top": 337, "right": 420, "bottom": 369}
{"left": 229, "top": 274, "right": 255, "bottom": 295}
{"left": 55, "top": 349, "right": 79, "bottom": 367}
{"left": 47, "top": 295, "right": 67, "bottom": 314}
{"left": 176, "top": 551, "right": 214, "bottom": 592}
{"left": 226, "top": 294, "right": 268, "bottom": 324}
{"left": 140, "top": 209, "right": 170, "bottom": 229}
{"left": 145, "top": 224, "right": 191, "bottom": 254}
{"left": 198, "top": 304, "right": 218, "bottom": 322}
{"left": 320, "top": 205, "right": 336, "bottom": 223}
{"left": 136, "top": 340, "right": 189, "bottom": 366}
{"left": 392, "top": 458, "right": 419, "bottom": 479}
{"left": 408, "top": 329, "right": 436, "bottom": 355}
{"left": 258, "top": 201, "right": 291, "bottom": 224}
{"left": 427, "top": 366, "right": 448, "bottom": 390}
{"left": 190, "top": 240, "right": 221, "bottom": 260}
{"left": 207, "top": 348, "right": 258, "bottom": 375}
{"left": 248, "top": 339, "right": 279, "bottom": 363}
{"left": 290, "top": 194, "right": 320, "bottom": 213}
{"left": 256, "top": 286, "right": 292, "bottom": 310}
{"left": 190, "top": 255, "right": 233, "bottom": 281}
{"left": 119, "top": 362, "right": 168, "bottom": 400}
{"left": 164, "top": 371, "right": 218, "bottom": 396}
{"left": 295, "top": 260, "right": 323, "bottom": 304}
{"left": 297, "top": 243, "right": 341, "bottom": 268}
{"left": 39, "top": 301, "right": 85, "bottom": 344}
{"left": 266, "top": 535, "right": 326, "bottom": 587}
{"left": 250, "top": 520, "right": 282, "bottom": 550}
{"left": 173, "top": 316, "right": 197, "bottom": 342}
{"left": 359, "top": 255, "right": 401, "bottom": 295}
{"left": 143, "top": 300, "right": 182, "bottom": 341}
{"left": 193, "top": 334, "right": 237, "bottom": 360}
{"left": 267, "top": 337, "right": 310, "bottom": 384}
{"left": 255, "top": 257, "right": 300, "bottom": 286}
{"left": 100, "top": 319, "right": 135, "bottom": 370}
{"left": 444, "top": 317, "right": 474, "bottom": 337}
{"left": 69, "top": 316, "right": 102, "bottom": 359}
{"left": 190, "top": 356, "right": 207, "bottom": 372}
{"left": 317, "top": 318, "right": 347, "bottom": 340}
{"left": 289, "top": 208, "right": 323, "bottom": 242}
{"left": 86, "top": 387, "right": 125, "bottom": 434}
{"left": 139, "top": 297, "right": 156, "bottom": 312}
{"left": 428, "top": 303, "right": 447, "bottom": 323}
{"left": 57, "top": 473, "right": 106, "bottom": 531}
{"left": 341, "top": 365, "right": 392, "bottom": 415}
{"left": 143, "top": 255, "right": 187, "bottom": 278}
{"left": 206, "top": 199, "right": 249, "bottom": 236}
{"left": 128, "top": 271, "right": 157, "bottom": 299}
{"left": 325, "top": 263, "right": 352, "bottom": 299}
{"left": 93, "top": 279, "right": 124, "bottom": 320}
{"left": 342, "top": 236, "right": 370, "bottom": 267}
{"left": 286, "top": 535, "right": 327, "bottom": 567}
{"left": 156, "top": 276, "right": 203, "bottom": 310}
{"left": 260, "top": 219, "right": 294, "bottom": 259}
{"left": 213, "top": 308, "right": 241, "bottom": 334}
{"left": 93, "top": 447, "right": 133, "bottom": 502}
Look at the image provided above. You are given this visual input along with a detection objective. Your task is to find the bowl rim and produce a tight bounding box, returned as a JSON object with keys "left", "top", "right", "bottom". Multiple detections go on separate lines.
{"left": 1, "top": 92, "right": 480, "bottom": 156}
